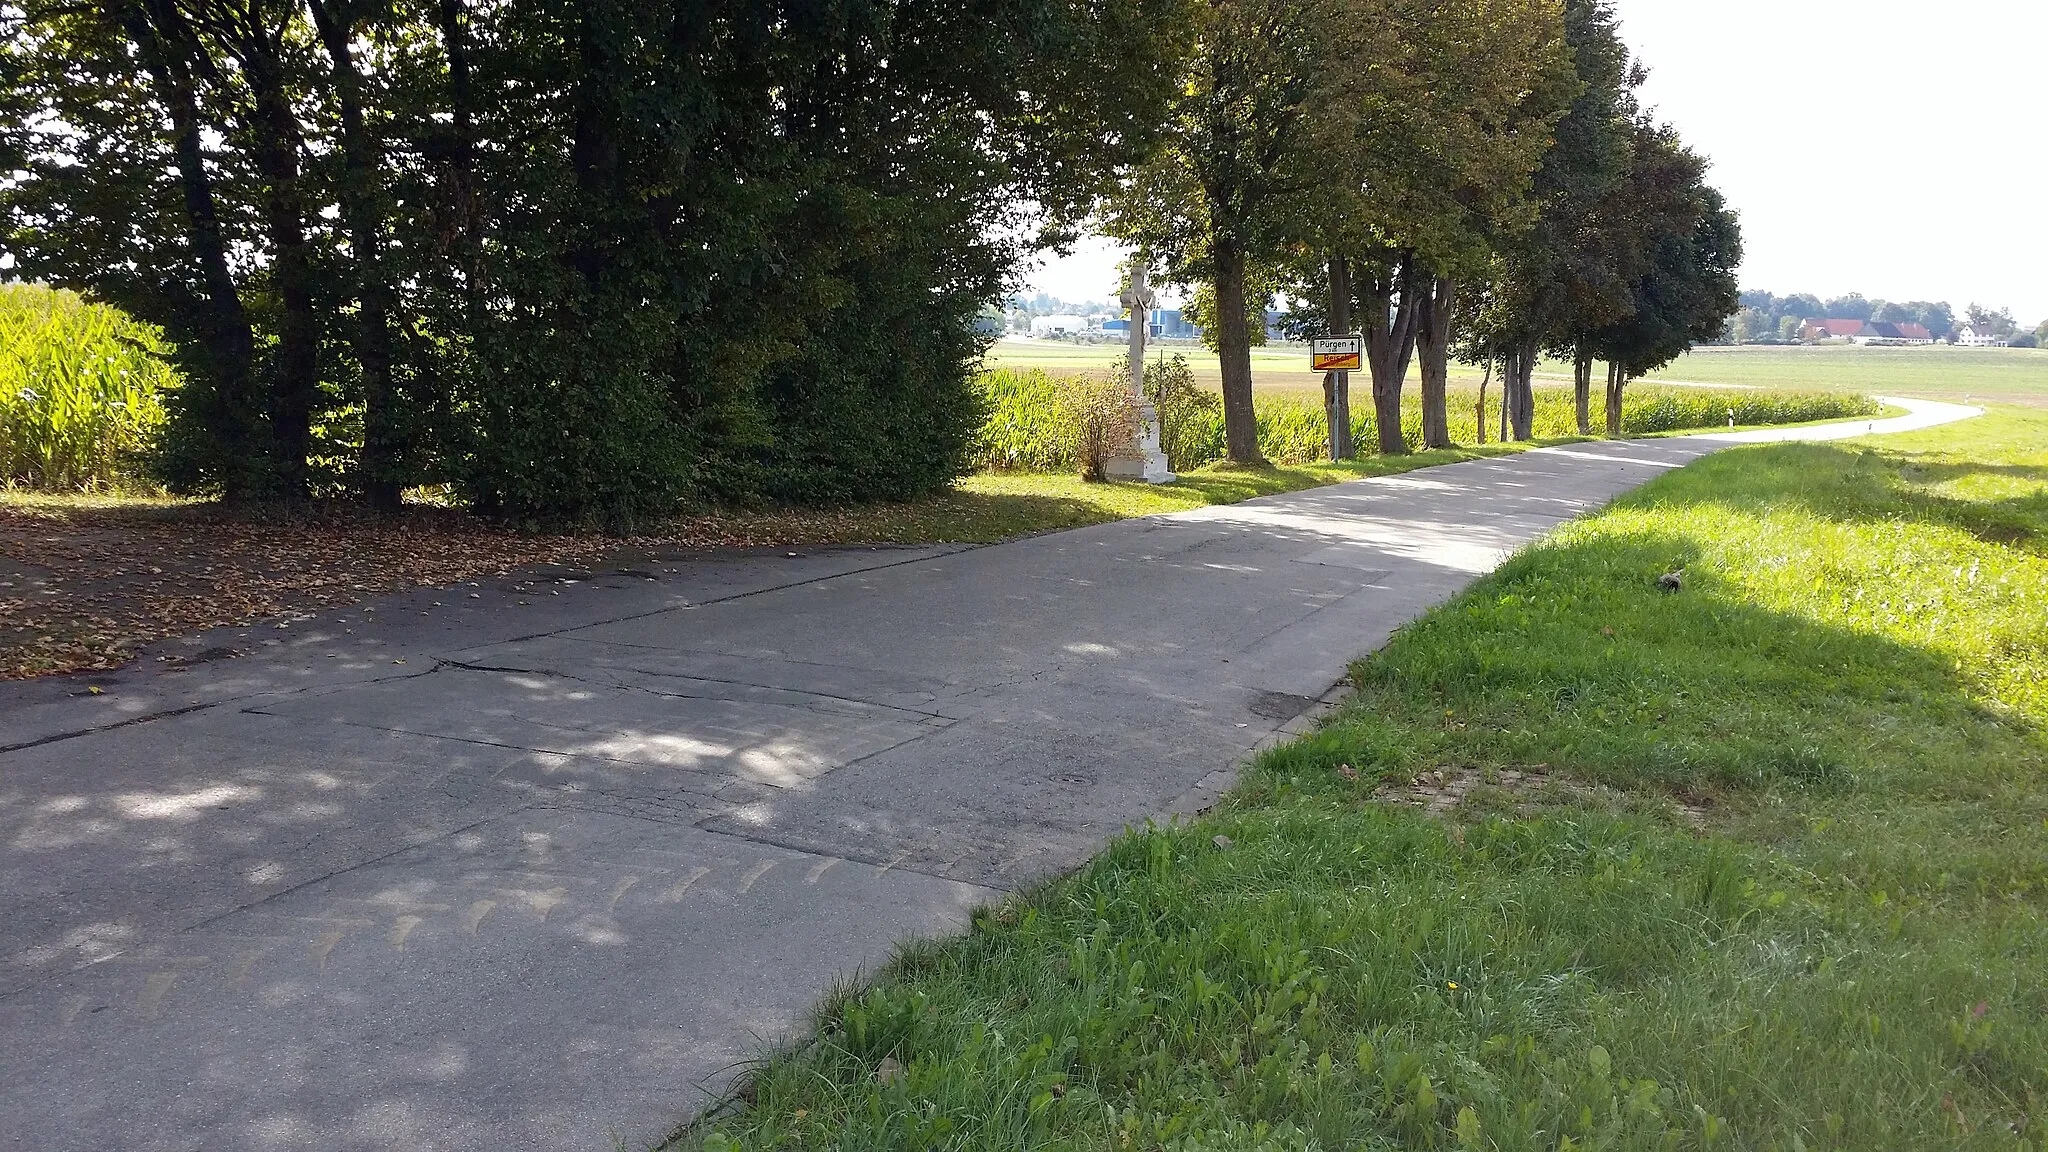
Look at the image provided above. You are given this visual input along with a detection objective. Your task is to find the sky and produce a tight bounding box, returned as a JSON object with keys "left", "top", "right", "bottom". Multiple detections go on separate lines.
{"left": 1025, "top": 1, "right": 2048, "bottom": 323}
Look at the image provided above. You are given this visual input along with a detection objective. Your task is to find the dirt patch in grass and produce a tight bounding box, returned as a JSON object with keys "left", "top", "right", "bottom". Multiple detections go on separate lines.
{"left": 1371, "top": 765, "right": 1710, "bottom": 828}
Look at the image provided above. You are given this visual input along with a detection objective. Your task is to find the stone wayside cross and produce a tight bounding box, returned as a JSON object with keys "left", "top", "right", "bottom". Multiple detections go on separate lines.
{"left": 1105, "top": 262, "right": 1175, "bottom": 483}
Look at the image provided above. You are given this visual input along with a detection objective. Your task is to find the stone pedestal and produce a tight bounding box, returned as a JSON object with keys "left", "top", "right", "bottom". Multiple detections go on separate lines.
{"left": 1106, "top": 402, "right": 1175, "bottom": 482}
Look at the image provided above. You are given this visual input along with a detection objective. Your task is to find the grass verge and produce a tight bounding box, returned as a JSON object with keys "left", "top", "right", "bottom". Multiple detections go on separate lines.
{"left": 682, "top": 409, "right": 2048, "bottom": 1151}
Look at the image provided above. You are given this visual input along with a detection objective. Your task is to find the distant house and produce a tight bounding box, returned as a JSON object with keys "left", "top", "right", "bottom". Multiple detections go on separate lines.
{"left": 1799, "top": 318, "right": 1935, "bottom": 346}
{"left": 1029, "top": 314, "right": 1087, "bottom": 338}
{"left": 1859, "top": 321, "right": 1933, "bottom": 345}
{"left": 1799, "top": 318, "right": 1867, "bottom": 342}
{"left": 1957, "top": 325, "right": 2009, "bottom": 347}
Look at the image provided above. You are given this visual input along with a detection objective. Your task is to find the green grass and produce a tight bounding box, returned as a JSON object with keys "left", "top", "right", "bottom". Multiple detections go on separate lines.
{"left": 683, "top": 408, "right": 2048, "bottom": 1151}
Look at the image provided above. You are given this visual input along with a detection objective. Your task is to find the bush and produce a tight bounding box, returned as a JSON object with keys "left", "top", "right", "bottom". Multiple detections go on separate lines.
{"left": 1145, "top": 355, "right": 1223, "bottom": 472}
{"left": 0, "top": 284, "right": 174, "bottom": 491}
{"left": 1060, "top": 373, "right": 1139, "bottom": 481}
{"left": 1617, "top": 388, "right": 1879, "bottom": 434}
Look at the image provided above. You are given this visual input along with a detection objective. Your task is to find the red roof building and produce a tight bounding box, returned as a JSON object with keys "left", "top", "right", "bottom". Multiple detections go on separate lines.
{"left": 1799, "top": 318, "right": 1936, "bottom": 345}
{"left": 1801, "top": 318, "right": 1869, "bottom": 340}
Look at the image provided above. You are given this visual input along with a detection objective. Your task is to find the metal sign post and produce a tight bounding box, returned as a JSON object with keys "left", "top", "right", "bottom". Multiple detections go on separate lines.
{"left": 1311, "top": 336, "right": 1362, "bottom": 461}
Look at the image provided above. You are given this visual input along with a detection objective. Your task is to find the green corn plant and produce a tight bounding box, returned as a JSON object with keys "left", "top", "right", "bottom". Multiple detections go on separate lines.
{"left": 0, "top": 283, "right": 177, "bottom": 491}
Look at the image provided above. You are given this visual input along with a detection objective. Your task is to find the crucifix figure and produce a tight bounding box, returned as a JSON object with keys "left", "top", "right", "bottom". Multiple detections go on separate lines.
{"left": 1105, "top": 259, "right": 1175, "bottom": 483}
{"left": 1121, "top": 264, "right": 1156, "bottom": 391}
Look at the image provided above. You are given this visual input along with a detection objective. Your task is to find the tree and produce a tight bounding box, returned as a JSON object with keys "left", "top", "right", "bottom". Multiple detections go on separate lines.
{"left": 1587, "top": 124, "right": 1742, "bottom": 434}
{"left": 1107, "top": 0, "right": 1354, "bottom": 465}
{"left": 1780, "top": 293, "right": 1824, "bottom": 319}
{"left": 1965, "top": 303, "right": 2018, "bottom": 337}
{"left": 5, "top": 0, "right": 1189, "bottom": 520}
{"left": 1468, "top": 0, "right": 1640, "bottom": 441}
{"left": 1274, "top": 0, "right": 1571, "bottom": 455}
{"left": 5, "top": 0, "right": 276, "bottom": 496}
{"left": 1874, "top": 300, "right": 1954, "bottom": 340}
{"left": 1824, "top": 293, "right": 1874, "bottom": 321}
{"left": 1351, "top": 0, "right": 1573, "bottom": 453}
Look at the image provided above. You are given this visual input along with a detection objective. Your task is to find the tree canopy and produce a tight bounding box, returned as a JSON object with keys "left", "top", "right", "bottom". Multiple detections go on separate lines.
{"left": 4, "top": 0, "right": 1746, "bottom": 509}
{"left": 2, "top": 0, "right": 1188, "bottom": 522}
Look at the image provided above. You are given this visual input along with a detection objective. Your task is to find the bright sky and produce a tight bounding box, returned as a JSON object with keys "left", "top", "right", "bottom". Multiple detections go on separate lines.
{"left": 1027, "top": 1, "right": 2048, "bottom": 324}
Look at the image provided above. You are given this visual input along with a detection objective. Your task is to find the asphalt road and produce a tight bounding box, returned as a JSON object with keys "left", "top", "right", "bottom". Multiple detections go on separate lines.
{"left": 0, "top": 399, "right": 1978, "bottom": 1151}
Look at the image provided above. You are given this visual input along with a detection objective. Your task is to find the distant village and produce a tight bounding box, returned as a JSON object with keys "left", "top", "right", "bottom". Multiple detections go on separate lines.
{"left": 999, "top": 289, "right": 2047, "bottom": 350}
{"left": 994, "top": 295, "right": 1211, "bottom": 344}
{"left": 1717, "top": 291, "right": 2042, "bottom": 348}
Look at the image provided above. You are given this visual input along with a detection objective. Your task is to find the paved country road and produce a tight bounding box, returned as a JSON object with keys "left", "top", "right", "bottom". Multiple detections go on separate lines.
{"left": 0, "top": 399, "right": 1977, "bottom": 1151}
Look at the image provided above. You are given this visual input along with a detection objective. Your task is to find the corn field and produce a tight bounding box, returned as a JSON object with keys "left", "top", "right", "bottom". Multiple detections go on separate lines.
{"left": 0, "top": 283, "right": 175, "bottom": 491}
{"left": 972, "top": 365, "right": 1880, "bottom": 471}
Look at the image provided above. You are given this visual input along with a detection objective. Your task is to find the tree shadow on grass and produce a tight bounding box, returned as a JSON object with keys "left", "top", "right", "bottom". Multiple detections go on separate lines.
{"left": 1636, "top": 441, "right": 2048, "bottom": 554}
{"left": 1262, "top": 525, "right": 2044, "bottom": 809}
{"left": 1890, "top": 456, "right": 2048, "bottom": 486}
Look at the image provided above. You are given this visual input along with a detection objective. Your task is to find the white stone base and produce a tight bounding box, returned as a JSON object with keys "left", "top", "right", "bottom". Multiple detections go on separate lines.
{"left": 1104, "top": 450, "right": 1175, "bottom": 483}
{"left": 1105, "top": 403, "right": 1176, "bottom": 483}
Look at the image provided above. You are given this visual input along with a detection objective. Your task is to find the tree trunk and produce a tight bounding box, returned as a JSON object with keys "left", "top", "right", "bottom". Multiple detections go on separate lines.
{"left": 1572, "top": 346, "right": 1594, "bottom": 435}
{"left": 310, "top": 0, "right": 403, "bottom": 511}
{"left": 1323, "top": 254, "right": 1353, "bottom": 460}
{"left": 1474, "top": 360, "right": 1491, "bottom": 445}
{"left": 1363, "top": 253, "right": 1420, "bottom": 455}
{"left": 569, "top": 2, "right": 623, "bottom": 291}
{"left": 1213, "top": 238, "right": 1263, "bottom": 464}
{"left": 1508, "top": 339, "right": 1538, "bottom": 441}
{"left": 1416, "top": 275, "right": 1455, "bottom": 449}
{"left": 1499, "top": 350, "right": 1515, "bottom": 438}
{"left": 246, "top": 50, "right": 318, "bottom": 498}
{"left": 1605, "top": 361, "right": 1626, "bottom": 436}
{"left": 121, "top": 0, "right": 266, "bottom": 500}
{"left": 434, "top": 0, "right": 483, "bottom": 274}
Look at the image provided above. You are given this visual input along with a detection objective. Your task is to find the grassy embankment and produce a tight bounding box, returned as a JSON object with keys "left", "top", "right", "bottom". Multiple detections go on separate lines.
{"left": 686, "top": 409, "right": 2048, "bottom": 1151}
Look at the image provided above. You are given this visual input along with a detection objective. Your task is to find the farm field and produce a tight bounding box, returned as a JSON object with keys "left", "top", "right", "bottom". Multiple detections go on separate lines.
{"left": 1627, "top": 344, "right": 2048, "bottom": 403}
{"left": 985, "top": 337, "right": 2048, "bottom": 405}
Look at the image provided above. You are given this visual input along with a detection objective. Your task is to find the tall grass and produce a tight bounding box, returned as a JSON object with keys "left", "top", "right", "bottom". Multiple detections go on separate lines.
{"left": 0, "top": 283, "right": 176, "bottom": 491}
{"left": 974, "top": 365, "right": 1880, "bottom": 470}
